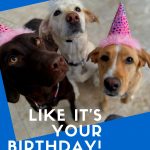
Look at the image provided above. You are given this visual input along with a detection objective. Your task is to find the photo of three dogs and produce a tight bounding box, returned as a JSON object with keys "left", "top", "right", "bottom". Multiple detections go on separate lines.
{"left": 0, "top": 0, "right": 150, "bottom": 140}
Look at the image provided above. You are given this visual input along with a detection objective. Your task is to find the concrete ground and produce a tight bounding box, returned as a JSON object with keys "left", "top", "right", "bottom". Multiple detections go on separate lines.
{"left": 0, "top": 0, "right": 150, "bottom": 140}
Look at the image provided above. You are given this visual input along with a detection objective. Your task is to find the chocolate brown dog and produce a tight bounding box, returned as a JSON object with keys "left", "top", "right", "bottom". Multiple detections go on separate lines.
{"left": 0, "top": 32, "right": 77, "bottom": 129}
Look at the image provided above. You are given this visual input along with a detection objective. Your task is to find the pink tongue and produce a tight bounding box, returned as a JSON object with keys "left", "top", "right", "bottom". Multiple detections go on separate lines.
{"left": 0, "top": 24, "right": 12, "bottom": 33}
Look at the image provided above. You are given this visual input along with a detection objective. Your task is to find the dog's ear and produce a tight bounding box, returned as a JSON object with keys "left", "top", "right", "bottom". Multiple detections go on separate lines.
{"left": 83, "top": 9, "right": 99, "bottom": 23}
{"left": 0, "top": 50, "right": 20, "bottom": 103}
{"left": 39, "top": 17, "right": 50, "bottom": 37}
{"left": 138, "top": 49, "right": 150, "bottom": 68}
{"left": 87, "top": 47, "right": 100, "bottom": 63}
{"left": 24, "top": 18, "right": 43, "bottom": 33}
{"left": 39, "top": 17, "right": 58, "bottom": 52}
{"left": 3, "top": 81, "right": 20, "bottom": 103}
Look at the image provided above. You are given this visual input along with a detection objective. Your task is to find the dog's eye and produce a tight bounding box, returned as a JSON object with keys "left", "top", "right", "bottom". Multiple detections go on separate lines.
{"left": 100, "top": 55, "right": 109, "bottom": 62}
{"left": 8, "top": 55, "right": 18, "bottom": 65}
{"left": 75, "top": 7, "right": 81, "bottom": 12}
{"left": 125, "top": 57, "right": 134, "bottom": 64}
{"left": 54, "top": 10, "right": 62, "bottom": 16}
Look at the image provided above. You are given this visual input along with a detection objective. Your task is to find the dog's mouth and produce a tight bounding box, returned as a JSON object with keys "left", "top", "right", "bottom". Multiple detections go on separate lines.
{"left": 54, "top": 63, "right": 68, "bottom": 78}
{"left": 104, "top": 88, "right": 127, "bottom": 98}
{"left": 67, "top": 23, "right": 83, "bottom": 36}
{"left": 104, "top": 89, "right": 119, "bottom": 97}
{"left": 65, "top": 32, "right": 83, "bottom": 43}
{"left": 58, "top": 67, "right": 68, "bottom": 78}
{"left": 71, "top": 27, "right": 83, "bottom": 34}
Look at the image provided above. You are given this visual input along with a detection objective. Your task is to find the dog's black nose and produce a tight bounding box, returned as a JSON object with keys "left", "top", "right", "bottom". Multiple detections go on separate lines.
{"left": 104, "top": 77, "right": 121, "bottom": 92}
{"left": 51, "top": 56, "right": 66, "bottom": 71}
{"left": 66, "top": 12, "right": 80, "bottom": 24}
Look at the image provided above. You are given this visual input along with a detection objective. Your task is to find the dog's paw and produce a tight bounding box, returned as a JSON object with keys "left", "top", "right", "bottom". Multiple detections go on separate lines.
{"left": 105, "top": 114, "right": 123, "bottom": 122}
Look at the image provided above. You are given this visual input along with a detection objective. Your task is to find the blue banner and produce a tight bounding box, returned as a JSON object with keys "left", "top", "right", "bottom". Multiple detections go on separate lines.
{"left": 0, "top": 70, "right": 150, "bottom": 150}
{"left": 0, "top": 72, "right": 16, "bottom": 150}
{"left": 0, "top": 0, "right": 48, "bottom": 11}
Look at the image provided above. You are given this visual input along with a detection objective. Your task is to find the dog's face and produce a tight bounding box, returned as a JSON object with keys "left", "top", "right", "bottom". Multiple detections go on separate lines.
{"left": 0, "top": 33, "right": 68, "bottom": 94}
{"left": 40, "top": 0, "right": 99, "bottom": 40}
{"left": 88, "top": 44, "right": 150, "bottom": 97}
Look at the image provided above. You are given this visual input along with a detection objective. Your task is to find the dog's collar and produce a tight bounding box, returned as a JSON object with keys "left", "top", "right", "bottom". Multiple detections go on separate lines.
{"left": 53, "top": 83, "right": 60, "bottom": 99}
{"left": 67, "top": 59, "right": 85, "bottom": 67}
{"left": 31, "top": 83, "right": 60, "bottom": 110}
{"left": 66, "top": 39, "right": 73, "bottom": 43}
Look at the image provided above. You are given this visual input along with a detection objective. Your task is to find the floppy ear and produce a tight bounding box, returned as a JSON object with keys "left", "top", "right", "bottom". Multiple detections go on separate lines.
{"left": 87, "top": 47, "right": 100, "bottom": 63}
{"left": 83, "top": 9, "right": 99, "bottom": 23}
{"left": 0, "top": 52, "right": 20, "bottom": 103}
{"left": 138, "top": 49, "right": 150, "bottom": 68}
{"left": 39, "top": 16, "right": 50, "bottom": 37}
{"left": 39, "top": 17, "right": 58, "bottom": 52}
{"left": 5, "top": 85, "right": 20, "bottom": 103}
{"left": 1, "top": 78, "right": 20, "bottom": 103}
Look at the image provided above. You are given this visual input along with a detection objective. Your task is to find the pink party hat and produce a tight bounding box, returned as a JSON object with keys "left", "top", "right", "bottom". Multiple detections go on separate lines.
{"left": 100, "top": 2, "right": 141, "bottom": 50}
{"left": 0, "top": 24, "right": 33, "bottom": 46}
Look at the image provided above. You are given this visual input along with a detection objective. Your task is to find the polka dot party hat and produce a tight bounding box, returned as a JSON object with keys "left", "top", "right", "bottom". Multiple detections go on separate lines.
{"left": 0, "top": 24, "right": 33, "bottom": 46}
{"left": 0, "top": 24, "right": 12, "bottom": 33}
{"left": 108, "top": 2, "right": 131, "bottom": 36}
{"left": 100, "top": 2, "right": 141, "bottom": 50}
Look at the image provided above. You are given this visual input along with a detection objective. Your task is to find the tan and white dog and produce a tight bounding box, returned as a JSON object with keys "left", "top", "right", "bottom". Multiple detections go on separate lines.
{"left": 88, "top": 45, "right": 150, "bottom": 111}
{"left": 88, "top": 2, "right": 150, "bottom": 111}
{"left": 40, "top": 0, "right": 99, "bottom": 98}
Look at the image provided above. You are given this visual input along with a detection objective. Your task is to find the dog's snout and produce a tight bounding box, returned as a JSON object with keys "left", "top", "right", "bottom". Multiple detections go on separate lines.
{"left": 104, "top": 77, "right": 121, "bottom": 92}
{"left": 51, "top": 56, "right": 66, "bottom": 71}
{"left": 66, "top": 12, "right": 80, "bottom": 24}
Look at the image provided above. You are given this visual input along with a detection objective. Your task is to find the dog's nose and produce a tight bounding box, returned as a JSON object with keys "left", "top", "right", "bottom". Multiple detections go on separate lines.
{"left": 51, "top": 56, "right": 66, "bottom": 71}
{"left": 66, "top": 12, "right": 80, "bottom": 24}
{"left": 104, "top": 77, "right": 121, "bottom": 92}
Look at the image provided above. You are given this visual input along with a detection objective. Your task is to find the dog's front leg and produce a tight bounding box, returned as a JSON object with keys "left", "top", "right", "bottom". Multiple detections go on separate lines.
{"left": 68, "top": 79, "right": 80, "bottom": 99}
{"left": 46, "top": 107, "right": 67, "bottom": 131}
{"left": 67, "top": 88, "right": 78, "bottom": 121}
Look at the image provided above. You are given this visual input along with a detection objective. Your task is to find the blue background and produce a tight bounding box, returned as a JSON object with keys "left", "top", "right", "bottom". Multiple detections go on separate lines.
{"left": 0, "top": 1, "right": 150, "bottom": 150}
{"left": 0, "top": 0, "right": 47, "bottom": 11}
